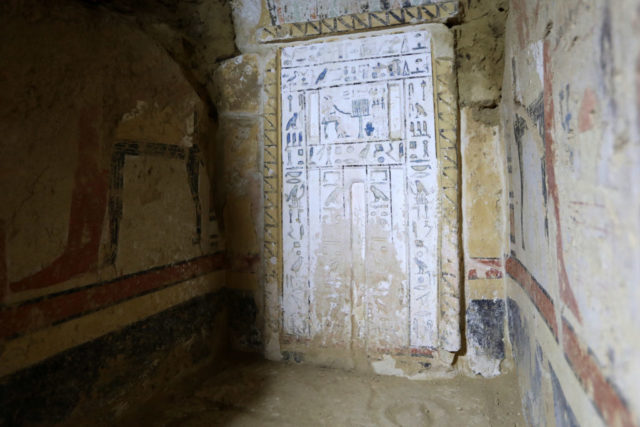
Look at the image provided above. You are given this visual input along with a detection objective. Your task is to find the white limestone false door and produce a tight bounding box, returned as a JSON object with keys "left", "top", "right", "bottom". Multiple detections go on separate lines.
{"left": 281, "top": 30, "right": 440, "bottom": 353}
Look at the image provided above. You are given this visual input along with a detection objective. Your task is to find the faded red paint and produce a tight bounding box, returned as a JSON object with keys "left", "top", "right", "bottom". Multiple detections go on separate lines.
{"left": 578, "top": 88, "right": 597, "bottom": 132}
{"left": 229, "top": 253, "right": 261, "bottom": 273}
{"left": 532, "top": 0, "right": 541, "bottom": 30}
{"left": 485, "top": 269, "right": 503, "bottom": 279}
{"left": 467, "top": 258, "right": 503, "bottom": 280}
{"left": 467, "top": 268, "right": 503, "bottom": 280}
{"left": 408, "top": 347, "right": 435, "bottom": 357}
{"left": 478, "top": 258, "right": 501, "bottom": 267}
{"left": 509, "top": 204, "right": 516, "bottom": 242}
{"left": 276, "top": 4, "right": 284, "bottom": 24}
{"left": 10, "top": 107, "right": 109, "bottom": 293}
{"left": 506, "top": 255, "right": 558, "bottom": 339}
{"left": 511, "top": 0, "right": 530, "bottom": 49}
{"left": 636, "top": 55, "right": 640, "bottom": 129}
{"left": 542, "top": 40, "right": 582, "bottom": 322}
{"left": 0, "top": 253, "right": 225, "bottom": 340}
{"left": 562, "top": 319, "right": 637, "bottom": 427}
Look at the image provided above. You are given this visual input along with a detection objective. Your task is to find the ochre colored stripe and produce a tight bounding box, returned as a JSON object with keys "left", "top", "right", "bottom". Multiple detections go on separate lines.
{"left": 505, "top": 255, "right": 558, "bottom": 339}
{"left": 0, "top": 253, "right": 224, "bottom": 339}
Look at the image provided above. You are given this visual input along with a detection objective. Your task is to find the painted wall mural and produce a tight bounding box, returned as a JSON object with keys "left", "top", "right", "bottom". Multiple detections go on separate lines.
{"left": 280, "top": 31, "right": 440, "bottom": 351}
{"left": 258, "top": 2, "right": 459, "bottom": 44}
{"left": 266, "top": 0, "right": 444, "bottom": 25}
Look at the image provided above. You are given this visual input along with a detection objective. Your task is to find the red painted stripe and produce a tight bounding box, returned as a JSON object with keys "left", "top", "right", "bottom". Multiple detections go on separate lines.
{"left": 475, "top": 258, "right": 502, "bottom": 268}
{"left": 562, "top": 319, "right": 637, "bottom": 427}
{"left": 0, "top": 253, "right": 225, "bottom": 340}
{"left": 505, "top": 255, "right": 558, "bottom": 339}
{"left": 10, "top": 107, "right": 109, "bottom": 293}
{"left": 408, "top": 347, "right": 435, "bottom": 357}
{"left": 542, "top": 40, "right": 581, "bottom": 322}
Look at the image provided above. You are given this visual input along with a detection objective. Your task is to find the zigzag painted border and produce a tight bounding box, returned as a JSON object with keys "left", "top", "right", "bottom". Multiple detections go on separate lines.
{"left": 433, "top": 53, "right": 461, "bottom": 352}
{"left": 258, "top": 1, "right": 459, "bottom": 43}
{"left": 262, "top": 55, "right": 283, "bottom": 356}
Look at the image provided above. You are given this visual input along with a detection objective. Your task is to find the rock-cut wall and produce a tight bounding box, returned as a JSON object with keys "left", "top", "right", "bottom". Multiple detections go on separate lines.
{"left": 0, "top": 1, "right": 229, "bottom": 423}
{"left": 502, "top": 0, "right": 640, "bottom": 425}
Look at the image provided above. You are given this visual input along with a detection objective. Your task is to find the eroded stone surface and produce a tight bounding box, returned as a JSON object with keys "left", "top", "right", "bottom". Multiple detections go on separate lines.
{"left": 213, "top": 55, "right": 262, "bottom": 113}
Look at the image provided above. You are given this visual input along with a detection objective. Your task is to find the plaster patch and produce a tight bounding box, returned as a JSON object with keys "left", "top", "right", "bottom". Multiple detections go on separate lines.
{"left": 121, "top": 100, "right": 149, "bottom": 122}
{"left": 371, "top": 354, "right": 431, "bottom": 380}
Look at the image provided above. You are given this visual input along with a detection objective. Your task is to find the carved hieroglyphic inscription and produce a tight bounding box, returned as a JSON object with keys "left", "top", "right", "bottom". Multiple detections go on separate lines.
{"left": 281, "top": 31, "right": 440, "bottom": 351}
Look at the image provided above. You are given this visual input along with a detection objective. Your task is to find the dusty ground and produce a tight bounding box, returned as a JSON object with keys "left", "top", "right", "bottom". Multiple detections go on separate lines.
{"left": 122, "top": 355, "right": 525, "bottom": 426}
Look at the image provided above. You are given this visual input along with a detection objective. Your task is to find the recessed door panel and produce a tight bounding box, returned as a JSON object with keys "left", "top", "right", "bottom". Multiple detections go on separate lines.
{"left": 281, "top": 30, "right": 440, "bottom": 352}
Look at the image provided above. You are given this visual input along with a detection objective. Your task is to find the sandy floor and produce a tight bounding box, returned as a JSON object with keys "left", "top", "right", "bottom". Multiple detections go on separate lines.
{"left": 124, "top": 356, "right": 525, "bottom": 426}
